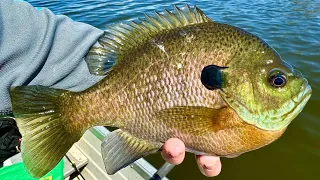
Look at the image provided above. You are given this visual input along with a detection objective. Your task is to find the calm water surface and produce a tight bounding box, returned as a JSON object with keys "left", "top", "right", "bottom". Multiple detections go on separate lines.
{"left": 25, "top": 0, "right": 320, "bottom": 179}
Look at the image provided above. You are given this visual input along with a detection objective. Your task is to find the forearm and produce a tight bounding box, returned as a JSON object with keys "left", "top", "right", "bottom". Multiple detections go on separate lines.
{"left": 0, "top": 0, "right": 104, "bottom": 113}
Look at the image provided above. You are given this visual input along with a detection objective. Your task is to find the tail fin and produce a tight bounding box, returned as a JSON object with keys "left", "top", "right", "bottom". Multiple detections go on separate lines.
{"left": 10, "top": 85, "right": 82, "bottom": 178}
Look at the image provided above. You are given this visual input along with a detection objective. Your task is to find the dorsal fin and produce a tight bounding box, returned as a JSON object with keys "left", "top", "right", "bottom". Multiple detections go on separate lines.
{"left": 85, "top": 4, "right": 212, "bottom": 75}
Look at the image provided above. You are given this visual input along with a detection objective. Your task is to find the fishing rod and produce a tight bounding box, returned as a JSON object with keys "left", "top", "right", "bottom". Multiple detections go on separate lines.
{"left": 149, "top": 162, "right": 175, "bottom": 180}
{"left": 65, "top": 155, "right": 86, "bottom": 180}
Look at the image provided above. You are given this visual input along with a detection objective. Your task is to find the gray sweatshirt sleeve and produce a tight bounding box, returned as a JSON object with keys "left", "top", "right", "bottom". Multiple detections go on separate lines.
{"left": 0, "top": 0, "right": 105, "bottom": 114}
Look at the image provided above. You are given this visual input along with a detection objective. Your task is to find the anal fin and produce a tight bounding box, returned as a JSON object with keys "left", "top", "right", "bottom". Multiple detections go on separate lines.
{"left": 101, "top": 129, "right": 161, "bottom": 175}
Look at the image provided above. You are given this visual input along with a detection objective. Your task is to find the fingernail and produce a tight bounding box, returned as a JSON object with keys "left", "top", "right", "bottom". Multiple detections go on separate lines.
{"left": 204, "top": 164, "right": 214, "bottom": 170}
{"left": 203, "top": 158, "right": 218, "bottom": 170}
{"left": 168, "top": 146, "right": 181, "bottom": 157}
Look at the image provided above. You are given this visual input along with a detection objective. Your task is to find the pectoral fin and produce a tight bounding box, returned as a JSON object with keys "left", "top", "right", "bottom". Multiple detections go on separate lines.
{"left": 101, "top": 129, "right": 161, "bottom": 175}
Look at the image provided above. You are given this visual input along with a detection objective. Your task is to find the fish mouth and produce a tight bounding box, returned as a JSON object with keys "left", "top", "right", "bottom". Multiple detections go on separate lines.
{"left": 281, "top": 80, "right": 312, "bottom": 121}
{"left": 292, "top": 79, "right": 312, "bottom": 104}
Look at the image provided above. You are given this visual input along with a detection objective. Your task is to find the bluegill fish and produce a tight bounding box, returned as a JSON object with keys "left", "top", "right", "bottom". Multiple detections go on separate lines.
{"left": 10, "top": 5, "right": 311, "bottom": 178}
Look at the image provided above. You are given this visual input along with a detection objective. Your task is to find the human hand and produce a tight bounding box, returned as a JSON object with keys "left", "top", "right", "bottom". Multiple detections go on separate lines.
{"left": 161, "top": 138, "right": 221, "bottom": 177}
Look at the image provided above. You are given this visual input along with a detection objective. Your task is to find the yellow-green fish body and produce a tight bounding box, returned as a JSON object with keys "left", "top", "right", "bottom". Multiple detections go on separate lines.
{"left": 76, "top": 22, "right": 285, "bottom": 154}
{"left": 10, "top": 5, "right": 311, "bottom": 178}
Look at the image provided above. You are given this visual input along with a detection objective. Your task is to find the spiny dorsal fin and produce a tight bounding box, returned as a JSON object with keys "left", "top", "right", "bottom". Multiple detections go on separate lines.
{"left": 85, "top": 4, "right": 212, "bottom": 75}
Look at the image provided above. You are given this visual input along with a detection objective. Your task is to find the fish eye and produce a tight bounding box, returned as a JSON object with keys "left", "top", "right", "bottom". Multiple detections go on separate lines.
{"left": 268, "top": 68, "right": 287, "bottom": 88}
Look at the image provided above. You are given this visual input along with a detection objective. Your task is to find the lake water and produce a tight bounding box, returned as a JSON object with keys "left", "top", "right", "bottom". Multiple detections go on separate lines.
{"left": 24, "top": 0, "right": 320, "bottom": 179}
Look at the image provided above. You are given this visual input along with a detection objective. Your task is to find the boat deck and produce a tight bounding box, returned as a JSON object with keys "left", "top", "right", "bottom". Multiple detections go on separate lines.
{"left": 4, "top": 127, "right": 169, "bottom": 180}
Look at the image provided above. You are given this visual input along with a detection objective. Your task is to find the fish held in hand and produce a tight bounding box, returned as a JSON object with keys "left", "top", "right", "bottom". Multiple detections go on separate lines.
{"left": 10, "top": 5, "right": 312, "bottom": 178}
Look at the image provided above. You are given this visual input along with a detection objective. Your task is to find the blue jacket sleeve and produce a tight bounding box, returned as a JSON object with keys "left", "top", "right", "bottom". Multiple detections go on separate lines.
{"left": 0, "top": 0, "right": 105, "bottom": 114}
